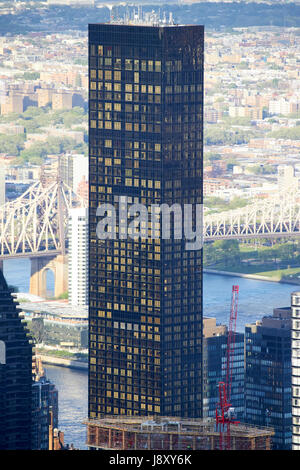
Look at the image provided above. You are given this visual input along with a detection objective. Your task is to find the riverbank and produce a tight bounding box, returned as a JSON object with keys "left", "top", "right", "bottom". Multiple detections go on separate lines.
{"left": 37, "top": 353, "right": 88, "bottom": 371}
{"left": 204, "top": 268, "right": 300, "bottom": 286}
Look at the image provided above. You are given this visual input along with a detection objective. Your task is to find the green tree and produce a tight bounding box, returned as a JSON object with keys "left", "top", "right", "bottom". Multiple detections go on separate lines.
{"left": 212, "top": 239, "right": 240, "bottom": 267}
{"left": 30, "top": 317, "right": 44, "bottom": 344}
{"left": 0, "top": 134, "right": 25, "bottom": 155}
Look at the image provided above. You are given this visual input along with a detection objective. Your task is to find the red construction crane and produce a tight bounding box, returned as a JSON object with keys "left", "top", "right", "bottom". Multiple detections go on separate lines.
{"left": 215, "top": 285, "right": 240, "bottom": 450}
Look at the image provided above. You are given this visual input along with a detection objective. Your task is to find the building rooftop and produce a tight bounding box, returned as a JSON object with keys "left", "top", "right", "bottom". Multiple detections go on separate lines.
{"left": 85, "top": 415, "right": 275, "bottom": 451}
{"left": 85, "top": 415, "right": 273, "bottom": 438}
{"left": 109, "top": 9, "right": 176, "bottom": 27}
{"left": 14, "top": 296, "right": 88, "bottom": 322}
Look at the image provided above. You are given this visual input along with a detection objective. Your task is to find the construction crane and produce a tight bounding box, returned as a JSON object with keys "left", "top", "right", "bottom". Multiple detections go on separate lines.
{"left": 215, "top": 285, "right": 240, "bottom": 450}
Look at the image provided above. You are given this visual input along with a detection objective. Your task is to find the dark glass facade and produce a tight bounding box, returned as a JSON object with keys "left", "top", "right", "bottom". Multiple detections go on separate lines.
{"left": 88, "top": 24, "right": 204, "bottom": 418}
{"left": 203, "top": 329, "right": 244, "bottom": 420}
{"left": 0, "top": 269, "right": 33, "bottom": 450}
{"left": 244, "top": 308, "right": 292, "bottom": 450}
{"left": 32, "top": 376, "right": 58, "bottom": 450}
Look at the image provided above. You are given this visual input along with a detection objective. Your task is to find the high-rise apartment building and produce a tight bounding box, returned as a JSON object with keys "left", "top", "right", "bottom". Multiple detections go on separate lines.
{"left": 0, "top": 269, "right": 33, "bottom": 449}
{"left": 291, "top": 291, "right": 300, "bottom": 450}
{"left": 52, "top": 91, "right": 73, "bottom": 110}
{"left": 59, "top": 153, "right": 89, "bottom": 193}
{"left": 88, "top": 21, "right": 204, "bottom": 419}
{"left": 0, "top": 166, "right": 5, "bottom": 206}
{"left": 32, "top": 374, "right": 59, "bottom": 450}
{"left": 203, "top": 318, "right": 244, "bottom": 420}
{"left": 68, "top": 207, "right": 89, "bottom": 307}
{"left": 244, "top": 307, "right": 292, "bottom": 450}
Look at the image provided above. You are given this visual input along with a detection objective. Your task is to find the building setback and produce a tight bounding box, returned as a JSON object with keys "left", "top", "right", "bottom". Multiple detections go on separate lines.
{"left": 88, "top": 22, "right": 204, "bottom": 418}
{"left": 0, "top": 269, "right": 33, "bottom": 450}
{"left": 244, "top": 307, "right": 292, "bottom": 450}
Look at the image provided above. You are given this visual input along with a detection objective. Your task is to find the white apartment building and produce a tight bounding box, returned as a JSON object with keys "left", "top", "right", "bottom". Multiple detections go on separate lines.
{"left": 268, "top": 97, "right": 299, "bottom": 116}
{"left": 73, "top": 154, "right": 88, "bottom": 194}
{"left": 0, "top": 167, "right": 5, "bottom": 206}
{"left": 60, "top": 153, "right": 88, "bottom": 192}
{"left": 68, "top": 207, "right": 88, "bottom": 307}
{"left": 277, "top": 165, "right": 299, "bottom": 191}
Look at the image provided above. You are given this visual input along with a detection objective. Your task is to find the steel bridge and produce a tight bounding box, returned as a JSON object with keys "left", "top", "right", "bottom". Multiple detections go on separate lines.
{"left": 0, "top": 182, "right": 300, "bottom": 296}
{"left": 0, "top": 179, "right": 84, "bottom": 297}
{"left": 0, "top": 179, "right": 84, "bottom": 260}
{"left": 204, "top": 190, "right": 300, "bottom": 241}
{"left": 1, "top": 184, "right": 300, "bottom": 261}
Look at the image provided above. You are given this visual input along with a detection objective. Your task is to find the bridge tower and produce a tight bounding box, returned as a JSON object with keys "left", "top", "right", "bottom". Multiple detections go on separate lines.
{"left": 29, "top": 254, "right": 68, "bottom": 299}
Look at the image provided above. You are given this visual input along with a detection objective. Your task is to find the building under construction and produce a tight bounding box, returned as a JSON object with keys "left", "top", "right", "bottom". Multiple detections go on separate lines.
{"left": 85, "top": 416, "right": 274, "bottom": 451}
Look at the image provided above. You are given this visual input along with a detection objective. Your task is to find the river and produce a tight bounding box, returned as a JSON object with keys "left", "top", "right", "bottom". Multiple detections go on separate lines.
{"left": 2, "top": 258, "right": 298, "bottom": 449}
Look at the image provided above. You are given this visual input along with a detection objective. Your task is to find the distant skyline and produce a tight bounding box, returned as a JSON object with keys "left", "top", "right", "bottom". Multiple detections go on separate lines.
{"left": 0, "top": 2, "right": 300, "bottom": 35}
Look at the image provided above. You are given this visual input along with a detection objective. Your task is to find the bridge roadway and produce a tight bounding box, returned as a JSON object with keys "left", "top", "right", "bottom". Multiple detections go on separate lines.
{"left": 0, "top": 182, "right": 300, "bottom": 261}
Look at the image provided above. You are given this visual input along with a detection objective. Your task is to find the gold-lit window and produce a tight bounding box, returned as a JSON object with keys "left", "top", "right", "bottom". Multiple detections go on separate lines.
{"left": 114, "top": 71, "right": 121, "bottom": 81}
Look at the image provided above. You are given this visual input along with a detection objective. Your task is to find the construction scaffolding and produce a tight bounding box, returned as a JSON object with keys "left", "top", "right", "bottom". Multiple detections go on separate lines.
{"left": 85, "top": 416, "right": 274, "bottom": 451}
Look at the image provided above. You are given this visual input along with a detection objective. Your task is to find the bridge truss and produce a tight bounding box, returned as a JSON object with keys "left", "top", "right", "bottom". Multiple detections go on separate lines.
{"left": 204, "top": 190, "right": 300, "bottom": 241}
{"left": 0, "top": 179, "right": 84, "bottom": 259}
{"left": 1, "top": 183, "right": 300, "bottom": 260}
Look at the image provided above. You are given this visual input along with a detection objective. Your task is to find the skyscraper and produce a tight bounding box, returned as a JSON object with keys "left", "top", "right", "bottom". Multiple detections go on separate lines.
{"left": 88, "top": 20, "right": 204, "bottom": 419}
{"left": 32, "top": 369, "right": 59, "bottom": 450}
{"left": 0, "top": 166, "right": 5, "bottom": 206}
{"left": 291, "top": 291, "right": 300, "bottom": 450}
{"left": 0, "top": 269, "right": 33, "bottom": 449}
{"left": 244, "top": 307, "right": 292, "bottom": 450}
{"left": 68, "top": 207, "right": 89, "bottom": 307}
{"left": 203, "top": 318, "right": 244, "bottom": 420}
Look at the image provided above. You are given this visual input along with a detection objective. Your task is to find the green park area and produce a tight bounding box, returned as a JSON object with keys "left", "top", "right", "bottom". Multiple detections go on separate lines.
{"left": 0, "top": 106, "right": 88, "bottom": 165}
{"left": 35, "top": 347, "right": 88, "bottom": 362}
{"left": 204, "top": 239, "right": 300, "bottom": 283}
